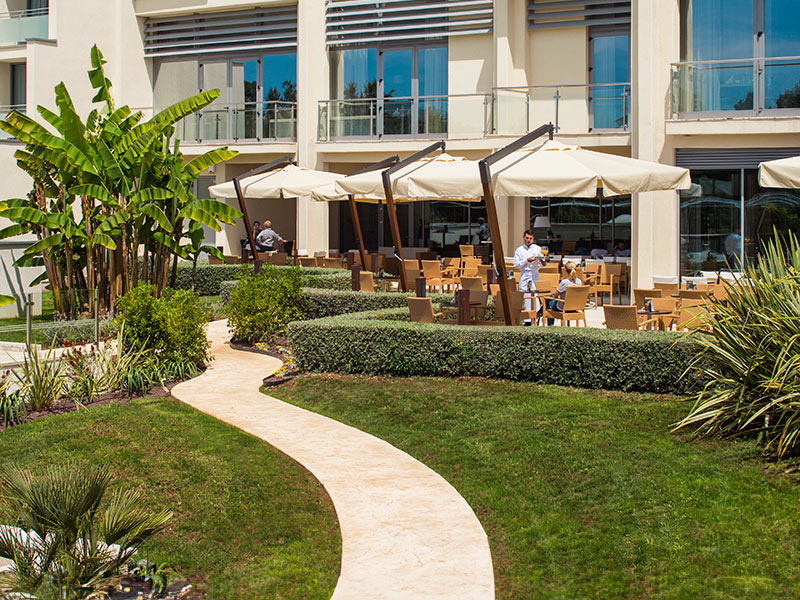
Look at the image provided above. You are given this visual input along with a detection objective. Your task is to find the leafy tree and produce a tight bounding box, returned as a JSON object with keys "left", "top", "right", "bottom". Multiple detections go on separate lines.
{"left": 0, "top": 46, "right": 241, "bottom": 317}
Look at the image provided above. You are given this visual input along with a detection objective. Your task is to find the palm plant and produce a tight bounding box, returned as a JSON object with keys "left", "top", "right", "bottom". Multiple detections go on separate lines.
{"left": 0, "top": 46, "right": 240, "bottom": 317}
{"left": 0, "top": 464, "right": 172, "bottom": 600}
{"left": 675, "top": 231, "right": 800, "bottom": 457}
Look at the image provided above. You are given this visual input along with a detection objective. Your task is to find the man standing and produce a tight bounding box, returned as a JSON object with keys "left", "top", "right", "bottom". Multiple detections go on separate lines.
{"left": 724, "top": 227, "right": 742, "bottom": 269}
{"left": 256, "top": 220, "right": 285, "bottom": 252}
{"left": 514, "top": 229, "right": 546, "bottom": 323}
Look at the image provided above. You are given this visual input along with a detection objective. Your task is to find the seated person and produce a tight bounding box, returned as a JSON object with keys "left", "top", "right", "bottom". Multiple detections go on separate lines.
{"left": 545, "top": 262, "right": 582, "bottom": 325}
{"left": 590, "top": 248, "right": 608, "bottom": 258}
{"left": 612, "top": 241, "right": 631, "bottom": 257}
{"left": 245, "top": 220, "right": 272, "bottom": 252}
{"left": 255, "top": 220, "right": 285, "bottom": 251}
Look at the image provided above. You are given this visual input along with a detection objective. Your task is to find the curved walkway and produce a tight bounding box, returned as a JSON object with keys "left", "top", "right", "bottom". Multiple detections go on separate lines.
{"left": 171, "top": 320, "right": 495, "bottom": 600}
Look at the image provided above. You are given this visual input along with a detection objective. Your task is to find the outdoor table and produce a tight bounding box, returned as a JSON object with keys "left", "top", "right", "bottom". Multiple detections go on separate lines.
{"left": 638, "top": 308, "right": 672, "bottom": 331}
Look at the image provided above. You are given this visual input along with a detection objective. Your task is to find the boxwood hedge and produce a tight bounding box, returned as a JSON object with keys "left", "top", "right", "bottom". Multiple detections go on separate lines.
{"left": 196, "top": 266, "right": 352, "bottom": 301}
{"left": 303, "top": 288, "right": 455, "bottom": 319}
{"left": 287, "top": 308, "right": 704, "bottom": 394}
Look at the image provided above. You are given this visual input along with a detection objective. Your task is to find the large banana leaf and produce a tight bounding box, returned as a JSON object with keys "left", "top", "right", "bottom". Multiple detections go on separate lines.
{"left": 55, "top": 83, "right": 90, "bottom": 158}
{"left": 0, "top": 224, "right": 30, "bottom": 240}
{"left": 36, "top": 106, "right": 63, "bottom": 134}
{"left": 184, "top": 148, "right": 238, "bottom": 179}
{"left": 0, "top": 296, "right": 14, "bottom": 307}
{"left": 22, "top": 233, "right": 64, "bottom": 257}
{"left": 28, "top": 132, "right": 94, "bottom": 174}
{"left": 140, "top": 203, "right": 173, "bottom": 232}
{"left": 95, "top": 139, "right": 125, "bottom": 184}
{"left": 70, "top": 184, "right": 116, "bottom": 205}
{"left": 88, "top": 45, "right": 113, "bottom": 107}
{"left": 1, "top": 206, "right": 47, "bottom": 225}
{"left": 180, "top": 198, "right": 242, "bottom": 224}
{"left": 131, "top": 188, "right": 173, "bottom": 204}
{"left": 95, "top": 211, "right": 129, "bottom": 235}
{"left": 91, "top": 232, "right": 117, "bottom": 250}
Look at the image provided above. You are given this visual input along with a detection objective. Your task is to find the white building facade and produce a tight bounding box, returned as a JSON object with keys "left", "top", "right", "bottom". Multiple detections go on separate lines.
{"left": 0, "top": 0, "right": 798, "bottom": 313}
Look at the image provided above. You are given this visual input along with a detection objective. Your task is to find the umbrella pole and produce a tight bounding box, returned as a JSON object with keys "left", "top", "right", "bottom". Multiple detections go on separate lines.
{"left": 233, "top": 177, "right": 259, "bottom": 264}
{"left": 381, "top": 141, "right": 446, "bottom": 293}
{"left": 478, "top": 123, "right": 555, "bottom": 326}
{"left": 348, "top": 194, "right": 368, "bottom": 269}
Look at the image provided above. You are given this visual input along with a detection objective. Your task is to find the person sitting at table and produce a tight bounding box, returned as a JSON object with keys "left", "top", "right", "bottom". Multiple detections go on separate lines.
{"left": 612, "top": 241, "right": 631, "bottom": 257}
{"left": 545, "top": 262, "right": 582, "bottom": 325}
{"left": 256, "top": 220, "right": 285, "bottom": 252}
{"left": 245, "top": 220, "right": 272, "bottom": 253}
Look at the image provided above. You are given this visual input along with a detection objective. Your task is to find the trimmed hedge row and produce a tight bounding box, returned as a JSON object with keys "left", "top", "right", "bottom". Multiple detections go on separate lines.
{"left": 303, "top": 288, "right": 455, "bottom": 319}
{"left": 177, "top": 264, "right": 351, "bottom": 298}
{"left": 287, "top": 308, "right": 704, "bottom": 394}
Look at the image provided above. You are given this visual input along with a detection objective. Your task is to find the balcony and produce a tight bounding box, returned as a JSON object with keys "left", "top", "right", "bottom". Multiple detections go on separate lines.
{"left": 172, "top": 101, "right": 297, "bottom": 143}
{"left": 317, "top": 94, "right": 492, "bottom": 141}
{"left": 670, "top": 56, "right": 800, "bottom": 119}
{"left": 0, "top": 7, "right": 48, "bottom": 47}
{"left": 492, "top": 83, "right": 631, "bottom": 135}
{"left": 317, "top": 86, "right": 630, "bottom": 141}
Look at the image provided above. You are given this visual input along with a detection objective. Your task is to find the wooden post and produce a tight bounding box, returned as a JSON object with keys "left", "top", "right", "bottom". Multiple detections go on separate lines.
{"left": 457, "top": 288, "right": 470, "bottom": 325}
{"left": 416, "top": 277, "right": 427, "bottom": 297}
{"left": 371, "top": 253, "right": 380, "bottom": 273}
{"left": 347, "top": 194, "right": 368, "bottom": 269}
{"left": 233, "top": 177, "right": 258, "bottom": 264}
{"left": 351, "top": 264, "right": 361, "bottom": 291}
{"left": 254, "top": 260, "right": 263, "bottom": 275}
{"left": 346, "top": 251, "right": 355, "bottom": 269}
{"left": 382, "top": 182, "right": 408, "bottom": 292}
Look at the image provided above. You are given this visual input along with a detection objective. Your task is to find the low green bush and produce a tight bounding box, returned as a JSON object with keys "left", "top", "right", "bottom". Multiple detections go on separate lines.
{"left": 114, "top": 284, "right": 210, "bottom": 369}
{"left": 219, "top": 268, "right": 351, "bottom": 304}
{"left": 227, "top": 266, "right": 308, "bottom": 344}
{"left": 173, "top": 262, "right": 253, "bottom": 296}
{"left": 288, "top": 308, "right": 703, "bottom": 394}
{"left": 303, "top": 288, "right": 454, "bottom": 319}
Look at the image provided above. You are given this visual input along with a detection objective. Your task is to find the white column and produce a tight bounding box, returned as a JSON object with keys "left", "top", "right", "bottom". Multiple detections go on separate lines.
{"left": 631, "top": 0, "right": 681, "bottom": 289}
{"left": 296, "top": 0, "right": 329, "bottom": 255}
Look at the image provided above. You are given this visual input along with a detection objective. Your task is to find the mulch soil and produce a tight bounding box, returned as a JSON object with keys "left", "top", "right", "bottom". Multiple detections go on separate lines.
{"left": 229, "top": 337, "right": 298, "bottom": 388}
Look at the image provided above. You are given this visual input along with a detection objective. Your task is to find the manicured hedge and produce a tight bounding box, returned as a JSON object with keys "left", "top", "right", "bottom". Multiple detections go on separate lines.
{"left": 303, "top": 288, "right": 454, "bottom": 319}
{"left": 180, "top": 264, "right": 351, "bottom": 299}
{"left": 287, "top": 308, "right": 704, "bottom": 394}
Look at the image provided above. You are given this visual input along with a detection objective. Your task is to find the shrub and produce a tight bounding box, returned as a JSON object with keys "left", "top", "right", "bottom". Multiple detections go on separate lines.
{"left": 13, "top": 343, "right": 67, "bottom": 412}
{"left": 303, "top": 288, "right": 454, "bottom": 319}
{"left": 227, "top": 265, "right": 308, "bottom": 344}
{"left": 114, "top": 284, "right": 210, "bottom": 369}
{"left": 0, "top": 464, "right": 171, "bottom": 600}
{"left": 675, "top": 233, "right": 800, "bottom": 456}
{"left": 220, "top": 268, "right": 353, "bottom": 304}
{"left": 287, "top": 308, "right": 702, "bottom": 394}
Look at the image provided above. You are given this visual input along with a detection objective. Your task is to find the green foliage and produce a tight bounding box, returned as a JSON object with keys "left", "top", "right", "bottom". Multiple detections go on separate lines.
{"left": 0, "top": 464, "right": 172, "bottom": 600}
{"left": 676, "top": 232, "right": 800, "bottom": 457}
{"left": 227, "top": 266, "right": 308, "bottom": 344}
{"left": 114, "top": 283, "right": 210, "bottom": 369}
{"left": 130, "top": 559, "right": 174, "bottom": 595}
{"left": 287, "top": 308, "right": 702, "bottom": 394}
{"left": 12, "top": 342, "right": 67, "bottom": 412}
{"left": 0, "top": 372, "right": 25, "bottom": 427}
{"left": 302, "top": 288, "right": 454, "bottom": 320}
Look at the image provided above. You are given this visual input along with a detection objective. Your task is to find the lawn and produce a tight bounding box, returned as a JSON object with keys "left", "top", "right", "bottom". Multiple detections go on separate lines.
{"left": 0, "top": 397, "right": 341, "bottom": 600}
{"left": 273, "top": 375, "right": 800, "bottom": 600}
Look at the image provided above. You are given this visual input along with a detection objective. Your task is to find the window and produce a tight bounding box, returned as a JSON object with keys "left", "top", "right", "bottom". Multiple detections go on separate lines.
{"left": 678, "top": 0, "right": 800, "bottom": 113}
{"left": 10, "top": 63, "right": 25, "bottom": 108}
{"left": 153, "top": 53, "right": 297, "bottom": 141}
{"left": 329, "top": 44, "right": 447, "bottom": 138}
{"left": 590, "top": 27, "right": 630, "bottom": 129}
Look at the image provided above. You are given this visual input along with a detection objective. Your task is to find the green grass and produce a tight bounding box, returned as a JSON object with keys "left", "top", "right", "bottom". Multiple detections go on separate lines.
{"left": 272, "top": 375, "right": 800, "bottom": 600}
{"left": 0, "top": 397, "right": 341, "bottom": 599}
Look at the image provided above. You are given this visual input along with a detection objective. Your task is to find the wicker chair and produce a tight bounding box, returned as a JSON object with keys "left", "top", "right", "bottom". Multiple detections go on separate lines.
{"left": 543, "top": 285, "right": 590, "bottom": 327}
{"left": 421, "top": 260, "right": 456, "bottom": 292}
{"left": 322, "top": 257, "right": 342, "bottom": 269}
{"left": 603, "top": 305, "right": 658, "bottom": 330}
{"left": 593, "top": 264, "right": 623, "bottom": 306}
{"left": 298, "top": 257, "right": 316, "bottom": 267}
{"left": 459, "top": 276, "right": 484, "bottom": 292}
{"left": 459, "top": 244, "right": 475, "bottom": 257}
{"left": 359, "top": 272, "right": 375, "bottom": 292}
{"left": 633, "top": 288, "right": 662, "bottom": 309}
{"left": 407, "top": 297, "right": 455, "bottom": 324}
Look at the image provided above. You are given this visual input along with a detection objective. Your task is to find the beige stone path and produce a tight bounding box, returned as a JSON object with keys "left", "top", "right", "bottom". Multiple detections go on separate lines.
{"left": 171, "top": 320, "right": 494, "bottom": 600}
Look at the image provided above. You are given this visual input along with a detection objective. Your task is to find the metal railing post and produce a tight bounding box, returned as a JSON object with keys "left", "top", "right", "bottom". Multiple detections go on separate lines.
{"left": 526, "top": 92, "right": 531, "bottom": 133}
{"left": 554, "top": 88, "right": 561, "bottom": 132}
{"left": 25, "top": 293, "right": 32, "bottom": 348}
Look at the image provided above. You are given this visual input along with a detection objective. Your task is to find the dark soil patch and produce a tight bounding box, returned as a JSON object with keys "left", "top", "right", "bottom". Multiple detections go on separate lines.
{"left": 229, "top": 338, "right": 299, "bottom": 387}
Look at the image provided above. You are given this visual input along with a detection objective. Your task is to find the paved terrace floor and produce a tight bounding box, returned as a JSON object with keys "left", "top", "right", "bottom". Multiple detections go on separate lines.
{"left": 172, "top": 320, "right": 495, "bottom": 600}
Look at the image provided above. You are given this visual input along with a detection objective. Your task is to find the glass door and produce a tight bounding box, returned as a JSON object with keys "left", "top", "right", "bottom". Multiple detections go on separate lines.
{"left": 590, "top": 28, "right": 630, "bottom": 129}
{"left": 380, "top": 48, "right": 413, "bottom": 136}
{"left": 199, "top": 61, "right": 229, "bottom": 140}
{"left": 231, "top": 59, "right": 259, "bottom": 140}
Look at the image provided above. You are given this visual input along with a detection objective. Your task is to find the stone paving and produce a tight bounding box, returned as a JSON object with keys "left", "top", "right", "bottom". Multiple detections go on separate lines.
{"left": 171, "top": 320, "right": 495, "bottom": 600}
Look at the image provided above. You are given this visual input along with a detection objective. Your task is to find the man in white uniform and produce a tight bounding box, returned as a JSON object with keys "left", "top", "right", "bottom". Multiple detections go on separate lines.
{"left": 513, "top": 229, "right": 546, "bottom": 323}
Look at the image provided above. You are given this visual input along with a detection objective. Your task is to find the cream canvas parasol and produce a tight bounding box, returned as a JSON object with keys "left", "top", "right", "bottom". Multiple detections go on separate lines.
{"left": 759, "top": 155, "right": 800, "bottom": 189}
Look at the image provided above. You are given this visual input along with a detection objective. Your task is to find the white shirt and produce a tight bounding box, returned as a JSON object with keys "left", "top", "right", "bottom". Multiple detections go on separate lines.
{"left": 724, "top": 232, "right": 741, "bottom": 256}
{"left": 256, "top": 227, "right": 282, "bottom": 247}
{"left": 556, "top": 277, "right": 582, "bottom": 295}
{"left": 514, "top": 243, "right": 545, "bottom": 282}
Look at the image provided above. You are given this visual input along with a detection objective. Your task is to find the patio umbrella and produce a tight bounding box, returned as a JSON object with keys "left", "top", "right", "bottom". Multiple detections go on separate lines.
{"left": 209, "top": 164, "right": 343, "bottom": 200}
{"left": 758, "top": 155, "right": 800, "bottom": 189}
{"left": 405, "top": 139, "right": 691, "bottom": 199}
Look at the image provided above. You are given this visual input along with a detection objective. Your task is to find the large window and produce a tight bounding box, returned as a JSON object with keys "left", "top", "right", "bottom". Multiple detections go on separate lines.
{"left": 679, "top": 168, "right": 800, "bottom": 275}
{"left": 153, "top": 53, "right": 297, "bottom": 142}
{"left": 328, "top": 44, "right": 447, "bottom": 138}
{"left": 590, "top": 28, "right": 630, "bottom": 129}
{"left": 678, "top": 0, "right": 800, "bottom": 113}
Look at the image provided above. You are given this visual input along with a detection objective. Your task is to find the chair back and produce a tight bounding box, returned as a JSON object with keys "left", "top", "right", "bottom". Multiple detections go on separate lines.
{"left": 271, "top": 252, "right": 288, "bottom": 266}
{"left": 469, "top": 289, "right": 489, "bottom": 306}
{"left": 675, "top": 304, "right": 709, "bottom": 331}
{"left": 540, "top": 265, "right": 559, "bottom": 275}
{"left": 600, "top": 263, "right": 624, "bottom": 284}
{"left": 461, "top": 256, "right": 481, "bottom": 276}
{"left": 678, "top": 289, "right": 707, "bottom": 300}
{"left": 534, "top": 279, "right": 552, "bottom": 293}
{"left": 562, "top": 285, "right": 590, "bottom": 312}
{"left": 459, "top": 276, "right": 484, "bottom": 292}
{"left": 407, "top": 297, "right": 437, "bottom": 324}
{"left": 650, "top": 297, "right": 677, "bottom": 313}
{"left": 491, "top": 289, "right": 524, "bottom": 324}
{"left": 443, "top": 257, "right": 461, "bottom": 271}
{"left": 459, "top": 244, "right": 475, "bottom": 257}
{"left": 224, "top": 255, "right": 239, "bottom": 264}
{"left": 603, "top": 305, "right": 640, "bottom": 330}
{"left": 209, "top": 254, "right": 223, "bottom": 265}
{"left": 584, "top": 263, "right": 601, "bottom": 277}
{"left": 653, "top": 282, "right": 679, "bottom": 294}
{"left": 328, "top": 249, "right": 340, "bottom": 257}
{"left": 404, "top": 264, "right": 422, "bottom": 283}
{"left": 359, "top": 272, "right": 375, "bottom": 292}
{"left": 298, "top": 257, "right": 316, "bottom": 267}
{"left": 633, "top": 288, "right": 661, "bottom": 308}
{"left": 421, "top": 260, "right": 443, "bottom": 280}
{"left": 322, "top": 257, "right": 340, "bottom": 269}
{"left": 476, "top": 264, "right": 492, "bottom": 286}
{"left": 709, "top": 283, "right": 729, "bottom": 302}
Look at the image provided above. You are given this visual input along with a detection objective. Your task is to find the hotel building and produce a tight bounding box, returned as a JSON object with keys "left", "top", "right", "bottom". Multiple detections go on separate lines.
{"left": 0, "top": 0, "right": 797, "bottom": 312}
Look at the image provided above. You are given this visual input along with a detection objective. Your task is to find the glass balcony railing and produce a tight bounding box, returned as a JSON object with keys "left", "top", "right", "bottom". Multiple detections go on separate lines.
{"left": 492, "top": 83, "right": 631, "bottom": 136}
{"left": 0, "top": 8, "right": 48, "bottom": 46}
{"left": 317, "top": 94, "right": 492, "bottom": 141}
{"left": 165, "top": 101, "right": 297, "bottom": 143}
{"left": 670, "top": 56, "right": 800, "bottom": 118}
{"left": 0, "top": 105, "right": 25, "bottom": 139}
